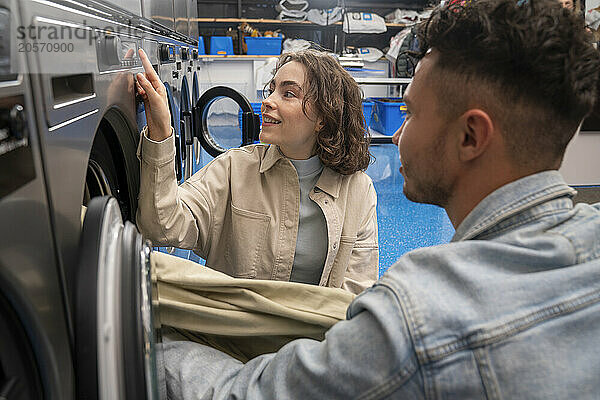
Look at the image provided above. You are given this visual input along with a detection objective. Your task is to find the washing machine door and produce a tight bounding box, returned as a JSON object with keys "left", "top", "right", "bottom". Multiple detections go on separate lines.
{"left": 192, "top": 86, "right": 261, "bottom": 158}
{"left": 192, "top": 72, "right": 200, "bottom": 106}
{"left": 179, "top": 76, "right": 193, "bottom": 180}
{"left": 191, "top": 71, "right": 202, "bottom": 173}
{"left": 164, "top": 83, "right": 184, "bottom": 182}
{"left": 75, "top": 196, "right": 164, "bottom": 400}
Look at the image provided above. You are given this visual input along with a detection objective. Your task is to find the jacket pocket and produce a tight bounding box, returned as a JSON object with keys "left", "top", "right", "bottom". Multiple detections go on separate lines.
{"left": 224, "top": 203, "right": 271, "bottom": 278}
{"left": 328, "top": 235, "right": 357, "bottom": 287}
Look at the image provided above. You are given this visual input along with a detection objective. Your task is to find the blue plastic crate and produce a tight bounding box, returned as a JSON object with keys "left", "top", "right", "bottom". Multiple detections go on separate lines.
{"left": 362, "top": 101, "right": 374, "bottom": 130}
{"left": 198, "top": 36, "right": 206, "bottom": 55}
{"left": 238, "top": 102, "right": 262, "bottom": 136}
{"left": 245, "top": 37, "right": 282, "bottom": 55}
{"left": 370, "top": 97, "right": 407, "bottom": 135}
{"left": 210, "top": 36, "right": 234, "bottom": 55}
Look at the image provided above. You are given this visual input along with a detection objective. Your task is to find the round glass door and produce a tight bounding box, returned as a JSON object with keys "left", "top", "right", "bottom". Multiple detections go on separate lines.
{"left": 194, "top": 86, "right": 261, "bottom": 158}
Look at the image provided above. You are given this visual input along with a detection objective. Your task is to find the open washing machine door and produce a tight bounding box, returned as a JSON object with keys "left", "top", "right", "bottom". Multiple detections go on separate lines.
{"left": 192, "top": 86, "right": 261, "bottom": 158}
{"left": 191, "top": 71, "right": 202, "bottom": 173}
{"left": 179, "top": 75, "right": 193, "bottom": 180}
{"left": 164, "top": 82, "right": 185, "bottom": 183}
{"left": 75, "top": 196, "right": 164, "bottom": 400}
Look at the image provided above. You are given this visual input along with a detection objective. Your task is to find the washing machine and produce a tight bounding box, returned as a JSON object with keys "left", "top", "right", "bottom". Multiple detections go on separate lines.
{"left": 0, "top": 45, "right": 165, "bottom": 400}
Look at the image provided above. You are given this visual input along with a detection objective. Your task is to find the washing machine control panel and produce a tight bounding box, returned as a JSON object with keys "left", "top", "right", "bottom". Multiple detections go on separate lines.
{"left": 0, "top": 95, "right": 35, "bottom": 199}
{"left": 97, "top": 34, "right": 140, "bottom": 71}
{"left": 159, "top": 43, "right": 175, "bottom": 63}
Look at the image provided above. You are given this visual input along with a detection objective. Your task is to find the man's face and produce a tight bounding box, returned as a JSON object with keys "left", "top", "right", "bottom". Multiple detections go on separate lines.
{"left": 392, "top": 53, "right": 457, "bottom": 207}
{"left": 559, "top": 0, "right": 573, "bottom": 9}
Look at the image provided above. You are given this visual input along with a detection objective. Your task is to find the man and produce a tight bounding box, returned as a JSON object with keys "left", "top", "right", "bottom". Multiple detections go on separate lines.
{"left": 162, "top": 0, "right": 600, "bottom": 397}
{"left": 559, "top": 0, "right": 574, "bottom": 10}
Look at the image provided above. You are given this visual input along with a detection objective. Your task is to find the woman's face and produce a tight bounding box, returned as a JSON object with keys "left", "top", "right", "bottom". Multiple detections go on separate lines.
{"left": 260, "top": 61, "right": 322, "bottom": 160}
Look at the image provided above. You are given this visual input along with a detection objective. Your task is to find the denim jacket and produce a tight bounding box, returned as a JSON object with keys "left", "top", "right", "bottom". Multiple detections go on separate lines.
{"left": 164, "top": 171, "right": 600, "bottom": 400}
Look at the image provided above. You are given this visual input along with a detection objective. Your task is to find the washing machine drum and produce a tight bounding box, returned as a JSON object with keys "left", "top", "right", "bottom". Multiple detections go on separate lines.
{"left": 75, "top": 196, "right": 165, "bottom": 399}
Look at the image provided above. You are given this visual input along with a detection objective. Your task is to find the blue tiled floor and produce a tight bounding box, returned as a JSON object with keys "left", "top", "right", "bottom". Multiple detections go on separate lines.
{"left": 169, "top": 127, "right": 455, "bottom": 277}
{"left": 366, "top": 144, "right": 455, "bottom": 276}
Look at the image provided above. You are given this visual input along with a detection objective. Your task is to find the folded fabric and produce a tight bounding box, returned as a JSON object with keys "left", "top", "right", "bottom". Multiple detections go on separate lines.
{"left": 276, "top": 0, "right": 309, "bottom": 12}
{"left": 586, "top": 0, "right": 600, "bottom": 30}
{"left": 277, "top": 10, "right": 307, "bottom": 21}
{"left": 153, "top": 251, "right": 355, "bottom": 362}
{"left": 385, "top": 8, "right": 432, "bottom": 24}
{"left": 343, "top": 12, "right": 387, "bottom": 34}
{"left": 306, "top": 7, "right": 343, "bottom": 25}
{"left": 356, "top": 47, "right": 384, "bottom": 62}
{"left": 282, "top": 38, "right": 311, "bottom": 53}
{"left": 587, "top": 10, "right": 600, "bottom": 30}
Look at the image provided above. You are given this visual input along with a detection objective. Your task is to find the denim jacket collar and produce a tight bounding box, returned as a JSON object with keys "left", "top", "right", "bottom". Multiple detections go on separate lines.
{"left": 453, "top": 170, "right": 577, "bottom": 242}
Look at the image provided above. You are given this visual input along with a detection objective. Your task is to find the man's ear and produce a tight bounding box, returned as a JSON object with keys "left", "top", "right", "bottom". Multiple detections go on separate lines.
{"left": 456, "top": 109, "right": 494, "bottom": 162}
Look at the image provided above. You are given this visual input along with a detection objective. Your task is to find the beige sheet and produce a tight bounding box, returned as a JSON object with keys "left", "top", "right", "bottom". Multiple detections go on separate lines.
{"left": 153, "top": 251, "right": 355, "bottom": 362}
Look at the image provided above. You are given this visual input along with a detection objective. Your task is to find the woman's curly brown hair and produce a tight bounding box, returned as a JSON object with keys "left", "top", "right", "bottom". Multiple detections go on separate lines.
{"left": 268, "top": 49, "right": 372, "bottom": 175}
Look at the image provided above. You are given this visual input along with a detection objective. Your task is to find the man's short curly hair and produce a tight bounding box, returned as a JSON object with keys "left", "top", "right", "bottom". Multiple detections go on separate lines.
{"left": 270, "top": 50, "right": 372, "bottom": 175}
{"left": 417, "top": 0, "right": 600, "bottom": 169}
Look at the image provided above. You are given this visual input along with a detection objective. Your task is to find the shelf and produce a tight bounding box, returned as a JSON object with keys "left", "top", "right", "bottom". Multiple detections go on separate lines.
{"left": 369, "top": 131, "right": 394, "bottom": 144}
{"left": 354, "top": 77, "right": 411, "bottom": 84}
{"left": 197, "top": 54, "right": 279, "bottom": 59}
{"left": 192, "top": 17, "right": 407, "bottom": 28}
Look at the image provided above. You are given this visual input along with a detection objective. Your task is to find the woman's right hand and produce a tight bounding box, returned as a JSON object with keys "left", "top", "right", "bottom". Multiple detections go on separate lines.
{"left": 136, "top": 48, "right": 172, "bottom": 141}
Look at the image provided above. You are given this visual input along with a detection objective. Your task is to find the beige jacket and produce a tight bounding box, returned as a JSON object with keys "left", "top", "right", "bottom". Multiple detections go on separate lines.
{"left": 137, "top": 131, "right": 379, "bottom": 294}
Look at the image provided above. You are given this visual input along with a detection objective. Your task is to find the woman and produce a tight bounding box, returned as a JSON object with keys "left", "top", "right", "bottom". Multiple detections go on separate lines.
{"left": 135, "top": 48, "right": 378, "bottom": 294}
